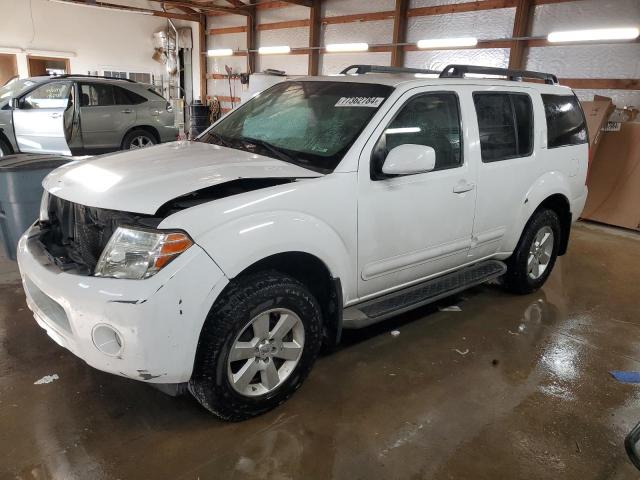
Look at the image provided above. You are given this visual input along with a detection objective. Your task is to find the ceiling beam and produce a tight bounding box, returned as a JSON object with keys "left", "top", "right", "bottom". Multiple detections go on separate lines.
{"left": 280, "top": 0, "right": 313, "bottom": 7}
{"left": 508, "top": 0, "right": 534, "bottom": 69}
{"left": 198, "top": 14, "right": 207, "bottom": 101}
{"left": 308, "top": 0, "right": 321, "bottom": 75}
{"left": 390, "top": 0, "right": 409, "bottom": 67}
{"left": 51, "top": 0, "right": 199, "bottom": 21}
{"left": 151, "top": 0, "right": 250, "bottom": 16}
{"left": 246, "top": 4, "right": 257, "bottom": 73}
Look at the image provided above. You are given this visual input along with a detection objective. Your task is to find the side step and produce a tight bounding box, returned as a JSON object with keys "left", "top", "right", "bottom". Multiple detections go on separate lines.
{"left": 343, "top": 260, "right": 506, "bottom": 329}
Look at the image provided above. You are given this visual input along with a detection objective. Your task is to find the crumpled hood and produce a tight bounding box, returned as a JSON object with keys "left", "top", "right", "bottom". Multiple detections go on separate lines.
{"left": 43, "top": 141, "right": 321, "bottom": 214}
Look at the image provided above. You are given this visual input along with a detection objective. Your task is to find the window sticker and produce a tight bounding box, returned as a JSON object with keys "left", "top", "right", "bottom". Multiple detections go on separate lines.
{"left": 335, "top": 97, "right": 385, "bottom": 107}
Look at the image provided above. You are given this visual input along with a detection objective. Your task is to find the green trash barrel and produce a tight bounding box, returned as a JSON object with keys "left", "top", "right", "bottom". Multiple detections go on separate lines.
{"left": 0, "top": 154, "right": 70, "bottom": 261}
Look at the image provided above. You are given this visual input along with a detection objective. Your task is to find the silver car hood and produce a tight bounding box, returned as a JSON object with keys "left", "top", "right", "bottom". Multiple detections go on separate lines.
{"left": 43, "top": 141, "right": 321, "bottom": 214}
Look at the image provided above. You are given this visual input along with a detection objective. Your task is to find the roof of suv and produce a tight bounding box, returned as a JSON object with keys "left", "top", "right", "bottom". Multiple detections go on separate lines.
{"left": 295, "top": 73, "right": 575, "bottom": 94}
{"left": 29, "top": 75, "right": 137, "bottom": 85}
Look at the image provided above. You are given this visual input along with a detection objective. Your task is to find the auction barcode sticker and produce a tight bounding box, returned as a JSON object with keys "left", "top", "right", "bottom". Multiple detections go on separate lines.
{"left": 335, "top": 97, "right": 385, "bottom": 107}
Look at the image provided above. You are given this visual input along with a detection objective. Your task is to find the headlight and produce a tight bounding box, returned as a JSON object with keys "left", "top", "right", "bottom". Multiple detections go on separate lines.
{"left": 95, "top": 227, "right": 193, "bottom": 279}
{"left": 39, "top": 190, "right": 50, "bottom": 222}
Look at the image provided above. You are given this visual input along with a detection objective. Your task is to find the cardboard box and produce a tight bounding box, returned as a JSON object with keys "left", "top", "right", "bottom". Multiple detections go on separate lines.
{"left": 582, "top": 122, "right": 640, "bottom": 231}
{"left": 580, "top": 95, "right": 615, "bottom": 161}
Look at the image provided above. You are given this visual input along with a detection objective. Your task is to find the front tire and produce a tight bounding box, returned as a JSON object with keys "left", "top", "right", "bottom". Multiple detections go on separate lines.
{"left": 503, "top": 209, "right": 561, "bottom": 294}
{"left": 189, "top": 271, "right": 323, "bottom": 421}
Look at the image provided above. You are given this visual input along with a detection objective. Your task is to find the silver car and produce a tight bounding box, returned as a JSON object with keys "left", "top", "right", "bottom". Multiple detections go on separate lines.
{"left": 0, "top": 75, "right": 178, "bottom": 156}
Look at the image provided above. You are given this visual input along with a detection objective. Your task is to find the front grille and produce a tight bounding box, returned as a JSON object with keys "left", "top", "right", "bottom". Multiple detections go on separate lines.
{"left": 39, "top": 195, "right": 160, "bottom": 274}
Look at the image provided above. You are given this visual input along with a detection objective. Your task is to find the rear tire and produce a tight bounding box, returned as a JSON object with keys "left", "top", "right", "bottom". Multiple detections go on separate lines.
{"left": 121, "top": 129, "right": 157, "bottom": 150}
{"left": 189, "top": 271, "right": 323, "bottom": 421}
{"left": 503, "top": 209, "right": 561, "bottom": 294}
{"left": 0, "top": 136, "right": 13, "bottom": 157}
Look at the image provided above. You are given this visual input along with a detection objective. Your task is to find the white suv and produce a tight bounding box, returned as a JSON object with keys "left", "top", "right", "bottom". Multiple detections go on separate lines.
{"left": 17, "top": 64, "right": 589, "bottom": 420}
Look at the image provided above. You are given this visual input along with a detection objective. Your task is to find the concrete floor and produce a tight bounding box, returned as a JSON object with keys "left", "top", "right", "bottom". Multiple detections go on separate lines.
{"left": 1, "top": 222, "right": 640, "bottom": 479}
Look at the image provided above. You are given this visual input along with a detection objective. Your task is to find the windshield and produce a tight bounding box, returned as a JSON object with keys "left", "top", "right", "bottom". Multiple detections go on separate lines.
{"left": 198, "top": 81, "right": 393, "bottom": 173}
{"left": 0, "top": 78, "right": 39, "bottom": 102}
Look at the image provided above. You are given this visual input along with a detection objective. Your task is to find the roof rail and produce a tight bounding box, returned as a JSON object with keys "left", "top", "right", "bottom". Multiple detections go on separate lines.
{"left": 49, "top": 74, "right": 136, "bottom": 83}
{"left": 439, "top": 64, "right": 558, "bottom": 85}
{"left": 340, "top": 65, "right": 440, "bottom": 76}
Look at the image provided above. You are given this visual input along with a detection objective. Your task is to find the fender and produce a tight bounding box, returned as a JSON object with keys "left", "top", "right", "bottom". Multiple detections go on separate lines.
{"left": 193, "top": 210, "right": 355, "bottom": 301}
{"left": 501, "top": 170, "right": 572, "bottom": 253}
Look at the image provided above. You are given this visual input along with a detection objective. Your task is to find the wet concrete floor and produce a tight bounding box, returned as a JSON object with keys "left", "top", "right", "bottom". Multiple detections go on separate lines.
{"left": 1, "top": 221, "right": 640, "bottom": 479}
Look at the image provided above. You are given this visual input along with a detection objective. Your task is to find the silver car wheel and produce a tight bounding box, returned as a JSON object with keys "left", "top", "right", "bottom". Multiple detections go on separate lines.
{"left": 0, "top": 144, "right": 5, "bottom": 157}
{"left": 129, "top": 135, "right": 154, "bottom": 149}
{"left": 527, "top": 226, "right": 554, "bottom": 280}
{"left": 227, "top": 308, "right": 305, "bottom": 397}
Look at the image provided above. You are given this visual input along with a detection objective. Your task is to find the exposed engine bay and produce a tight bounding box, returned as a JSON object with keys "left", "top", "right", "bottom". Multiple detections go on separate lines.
{"left": 38, "top": 178, "right": 297, "bottom": 274}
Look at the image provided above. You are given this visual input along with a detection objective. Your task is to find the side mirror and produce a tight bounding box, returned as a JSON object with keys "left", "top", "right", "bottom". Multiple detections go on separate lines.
{"left": 11, "top": 98, "right": 19, "bottom": 109}
{"left": 382, "top": 144, "right": 436, "bottom": 176}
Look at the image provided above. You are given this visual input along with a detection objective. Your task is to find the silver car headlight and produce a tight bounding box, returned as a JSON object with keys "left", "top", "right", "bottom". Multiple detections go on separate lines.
{"left": 39, "top": 190, "right": 50, "bottom": 222}
{"left": 95, "top": 227, "right": 193, "bottom": 279}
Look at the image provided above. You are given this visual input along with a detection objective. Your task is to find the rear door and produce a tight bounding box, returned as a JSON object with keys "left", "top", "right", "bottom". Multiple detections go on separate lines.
{"left": 468, "top": 88, "right": 538, "bottom": 260}
{"left": 78, "top": 82, "right": 136, "bottom": 150}
{"left": 13, "top": 81, "right": 73, "bottom": 155}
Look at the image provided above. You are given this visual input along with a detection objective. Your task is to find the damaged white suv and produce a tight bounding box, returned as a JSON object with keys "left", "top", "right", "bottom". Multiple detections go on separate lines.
{"left": 17, "top": 65, "right": 589, "bottom": 420}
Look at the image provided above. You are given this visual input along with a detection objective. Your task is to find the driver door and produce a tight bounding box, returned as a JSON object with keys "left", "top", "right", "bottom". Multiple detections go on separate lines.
{"left": 13, "top": 81, "right": 74, "bottom": 155}
{"left": 357, "top": 88, "right": 477, "bottom": 298}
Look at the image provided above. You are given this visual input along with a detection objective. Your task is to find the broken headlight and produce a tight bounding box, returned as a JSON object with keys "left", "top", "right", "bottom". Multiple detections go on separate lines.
{"left": 95, "top": 227, "right": 193, "bottom": 279}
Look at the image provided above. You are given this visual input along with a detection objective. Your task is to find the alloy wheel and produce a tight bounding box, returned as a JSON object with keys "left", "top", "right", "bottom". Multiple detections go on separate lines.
{"left": 227, "top": 308, "right": 305, "bottom": 397}
{"left": 527, "top": 226, "right": 554, "bottom": 280}
{"left": 129, "top": 135, "right": 154, "bottom": 149}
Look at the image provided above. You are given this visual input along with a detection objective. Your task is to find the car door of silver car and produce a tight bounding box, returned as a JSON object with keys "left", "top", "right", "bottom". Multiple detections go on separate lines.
{"left": 79, "top": 83, "right": 136, "bottom": 150}
{"left": 12, "top": 81, "right": 73, "bottom": 155}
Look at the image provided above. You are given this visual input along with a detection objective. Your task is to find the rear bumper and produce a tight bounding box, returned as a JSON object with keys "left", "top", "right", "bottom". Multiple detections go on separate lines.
{"left": 17, "top": 225, "right": 228, "bottom": 383}
{"left": 158, "top": 125, "right": 179, "bottom": 143}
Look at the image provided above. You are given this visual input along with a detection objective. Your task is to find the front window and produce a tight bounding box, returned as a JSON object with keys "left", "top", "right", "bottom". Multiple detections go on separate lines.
{"left": 0, "top": 78, "right": 38, "bottom": 102}
{"left": 198, "top": 81, "right": 393, "bottom": 173}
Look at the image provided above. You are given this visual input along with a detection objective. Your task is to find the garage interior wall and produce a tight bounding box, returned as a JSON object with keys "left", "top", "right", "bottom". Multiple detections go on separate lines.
{"left": 0, "top": 0, "right": 202, "bottom": 99}
{"left": 206, "top": 0, "right": 640, "bottom": 110}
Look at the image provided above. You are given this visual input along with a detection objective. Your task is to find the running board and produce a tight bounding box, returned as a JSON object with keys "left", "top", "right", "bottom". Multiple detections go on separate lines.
{"left": 343, "top": 260, "right": 506, "bottom": 329}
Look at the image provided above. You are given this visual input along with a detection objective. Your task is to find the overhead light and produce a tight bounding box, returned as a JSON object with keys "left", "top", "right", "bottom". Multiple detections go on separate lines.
{"left": 547, "top": 27, "right": 639, "bottom": 43}
{"left": 208, "top": 49, "right": 233, "bottom": 57}
{"left": 386, "top": 127, "right": 421, "bottom": 134}
{"left": 326, "top": 42, "right": 369, "bottom": 53}
{"left": 417, "top": 37, "right": 478, "bottom": 49}
{"left": 258, "top": 45, "right": 291, "bottom": 55}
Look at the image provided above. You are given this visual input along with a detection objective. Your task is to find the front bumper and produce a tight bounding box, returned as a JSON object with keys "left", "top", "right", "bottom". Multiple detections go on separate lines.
{"left": 17, "top": 225, "right": 228, "bottom": 383}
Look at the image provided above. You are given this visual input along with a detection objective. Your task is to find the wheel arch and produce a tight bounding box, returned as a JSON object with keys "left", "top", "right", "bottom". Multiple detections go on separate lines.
{"left": 0, "top": 129, "right": 15, "bottom": 155}
{"left": 505, "top": 171, "right": 574, "bottom": 257}
{"left": 228, "top": 251, "right": 343, "bottom": 349}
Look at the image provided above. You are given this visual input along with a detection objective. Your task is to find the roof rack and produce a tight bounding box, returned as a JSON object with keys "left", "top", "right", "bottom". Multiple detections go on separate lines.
{"left": 340, "top": 65, "right": 440, "bottom": 76}
{"left": 48, "top": 74, "right": 136, "bottom": 83}
{"left": 439, "top": 64, "right": 558, "bottom": 85}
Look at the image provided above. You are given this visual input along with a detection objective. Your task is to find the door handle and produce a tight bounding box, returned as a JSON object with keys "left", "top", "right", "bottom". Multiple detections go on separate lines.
{"left": 453, "top": 182, "right": 475, "bottom": 194}
{"left": 121, "top": 109, "right": 133, "bottom": 114}
{"left": 49, "top": 112, "right": 62, "bottom": 118}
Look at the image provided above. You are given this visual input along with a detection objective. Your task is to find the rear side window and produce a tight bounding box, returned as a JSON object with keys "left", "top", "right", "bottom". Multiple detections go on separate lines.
{"left": 542, "top": 94, "right": 588, "bottom": 148}
{"left": 80, "top": 83, "right": 114, "bottom": 107}
{"left": 473, "top": 92, "right": 533, "bottom": 162}
{"left": 114, "top": 86, "right": 147, "bottom": 105}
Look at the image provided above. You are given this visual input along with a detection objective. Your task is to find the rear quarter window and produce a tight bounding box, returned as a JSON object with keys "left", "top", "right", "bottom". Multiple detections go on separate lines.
{"left": 542, "top": 94, "right": 588, "bottom": 148}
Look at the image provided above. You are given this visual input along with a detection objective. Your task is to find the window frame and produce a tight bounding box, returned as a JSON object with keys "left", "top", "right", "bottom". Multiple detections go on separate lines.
{"left": 370, "top": 90, "right": 464, "bottom": 180}
{"left": 472, "top": 91, "right": 534, "bottom": 163}
{"left": 541, "top": 93, "right": 589, "bottom": 149}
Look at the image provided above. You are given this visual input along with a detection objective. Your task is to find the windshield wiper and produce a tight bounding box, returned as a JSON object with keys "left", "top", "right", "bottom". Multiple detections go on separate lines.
{"left": 241, "top": 137, "right": 297, "bottom": 165}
